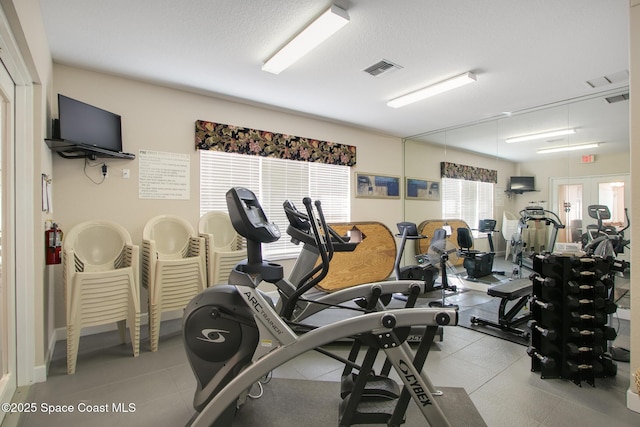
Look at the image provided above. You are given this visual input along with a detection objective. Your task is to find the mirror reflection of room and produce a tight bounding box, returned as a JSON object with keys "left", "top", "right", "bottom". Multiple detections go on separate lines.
{"left": 403, "top": 90, "right": 630, "bottom": 311}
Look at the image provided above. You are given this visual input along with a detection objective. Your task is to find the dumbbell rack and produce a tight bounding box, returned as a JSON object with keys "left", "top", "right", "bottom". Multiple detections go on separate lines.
{"left": 528, "top": 253, "right": 618, "bottom": 386}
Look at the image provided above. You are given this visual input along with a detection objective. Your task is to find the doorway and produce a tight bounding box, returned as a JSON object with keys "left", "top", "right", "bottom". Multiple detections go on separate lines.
{"left": 552, "top": 175, "right": 630, "bottom": 244}
{"left": 0, "top": 58, "right": 15, "bottom": 419}
{"left": 555, "top": 183, "right": 583, "bottom": 244}
{"left": 551, "top": 174, "right": 631, "bottom": 312}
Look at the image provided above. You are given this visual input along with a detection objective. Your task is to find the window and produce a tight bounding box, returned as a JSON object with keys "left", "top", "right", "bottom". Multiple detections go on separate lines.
{"left": 442, "top": 177, "right": 494, "bottom": 230}
{"left": 200, "top": 150, "right": 351, "bottom": 259}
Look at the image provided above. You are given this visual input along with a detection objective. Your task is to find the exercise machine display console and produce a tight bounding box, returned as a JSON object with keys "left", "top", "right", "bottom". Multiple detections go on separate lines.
{"left": 523, "top": 206, "right": 547, "bottom": 220}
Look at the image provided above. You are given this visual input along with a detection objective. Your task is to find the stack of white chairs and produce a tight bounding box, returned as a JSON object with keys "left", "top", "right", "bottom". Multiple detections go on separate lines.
{"left": 141, "top": 215, "right": 206, "bottom": 351}
{"left": 62, "top": 220, "right": 140, "bottom": 374}
{"left": 502, "top": 211, "right": 520, "bottom": 260}
{"left": 522, "top": 220, "right": 549, "bottom": 253}
{"left": 199, "top": 211, "right": 247, "bottom": 286}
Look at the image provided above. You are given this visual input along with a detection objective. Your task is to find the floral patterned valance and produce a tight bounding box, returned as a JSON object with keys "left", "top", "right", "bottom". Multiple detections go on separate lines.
{"left": 195, "top": 120, "right": 357, "bottom": 166}
{"left": 440, "top": 161, "right": 497, "bottom": 184}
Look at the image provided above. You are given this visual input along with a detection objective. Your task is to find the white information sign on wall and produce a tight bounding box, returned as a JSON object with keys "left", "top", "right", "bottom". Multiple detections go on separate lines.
{"left": 138, "top": 150, "right": 190, "bottom": 200}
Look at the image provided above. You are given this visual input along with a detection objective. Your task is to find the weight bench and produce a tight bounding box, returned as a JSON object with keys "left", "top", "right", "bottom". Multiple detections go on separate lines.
{"left": 470, "top": 278, "right": 532, "bottom": 338}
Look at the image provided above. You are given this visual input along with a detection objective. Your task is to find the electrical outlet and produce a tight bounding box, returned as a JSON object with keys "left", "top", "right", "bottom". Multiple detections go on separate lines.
{"left": 122, "top": 169, "right": 130, "bottom": 179}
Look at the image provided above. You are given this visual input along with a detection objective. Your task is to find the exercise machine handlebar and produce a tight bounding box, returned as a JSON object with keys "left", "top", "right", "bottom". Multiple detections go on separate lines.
{"left": 281, "top": 198, "right": 332, "bottom": 320}
{"left": 518, "top": 206, "right": 565, "bottom": 230}
{"left": 284, "top": 200, "right": 358, "bottom": 252}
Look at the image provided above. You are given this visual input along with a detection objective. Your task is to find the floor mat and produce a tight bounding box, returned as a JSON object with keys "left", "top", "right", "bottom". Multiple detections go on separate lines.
{"left": 456, "top": 296, "right": 532, "bottom": 346}
{"left": 234, "top": 378, "right": 487, "bottom": 427}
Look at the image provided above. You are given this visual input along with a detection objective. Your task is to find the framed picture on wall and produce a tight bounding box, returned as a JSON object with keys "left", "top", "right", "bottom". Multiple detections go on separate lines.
{"left": 355, "top": 172, "right": 401, "bottom": 199}
{"left": 405, "top": 177, "right": 440, "bottom": 201}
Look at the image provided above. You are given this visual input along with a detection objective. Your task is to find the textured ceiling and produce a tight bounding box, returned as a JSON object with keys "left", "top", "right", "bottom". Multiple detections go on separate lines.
{"left": 38, "top": 0, "right": 630, "bottom": 161}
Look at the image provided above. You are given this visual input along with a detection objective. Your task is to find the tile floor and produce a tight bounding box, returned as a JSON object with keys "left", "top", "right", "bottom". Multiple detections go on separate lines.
{"left": 2, "top": 259, "right": 638, "bottom": 427}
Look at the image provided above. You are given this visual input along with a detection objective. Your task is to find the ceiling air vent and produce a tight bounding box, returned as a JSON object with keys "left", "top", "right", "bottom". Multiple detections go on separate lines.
{"left": 363, "top": 60, "right": 402, "bottom": 77}
{"left": 586, "top": 70, "right": 629, "bottom": 88}
{"left": 604, "top": 93, "right": 629, "bottom": 104}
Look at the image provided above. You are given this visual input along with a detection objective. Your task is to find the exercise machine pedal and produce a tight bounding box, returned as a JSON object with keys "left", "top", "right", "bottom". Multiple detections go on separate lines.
{"left": 340, "top": 373, "right": 399, "bottom": 400}
{"left": 338, "top": 395, "right": 404, "bottom": 426}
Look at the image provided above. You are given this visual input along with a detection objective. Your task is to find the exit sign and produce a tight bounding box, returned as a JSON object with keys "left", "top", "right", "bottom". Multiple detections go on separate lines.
{"left": 581, "top": 154, "right": 595, "bottom": 163}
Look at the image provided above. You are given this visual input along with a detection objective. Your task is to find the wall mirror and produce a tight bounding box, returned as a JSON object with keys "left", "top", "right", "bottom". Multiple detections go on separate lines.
{"left": 402, "top": 86, "right": 630, "bottom": 310}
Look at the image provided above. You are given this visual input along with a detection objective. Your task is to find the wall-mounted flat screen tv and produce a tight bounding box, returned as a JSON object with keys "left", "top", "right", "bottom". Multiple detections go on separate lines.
{"left": 508, "top": 176, "right": 535, "bottom": 192}
{"left": 57, "top": 94, "right": 123, "bottom": 153}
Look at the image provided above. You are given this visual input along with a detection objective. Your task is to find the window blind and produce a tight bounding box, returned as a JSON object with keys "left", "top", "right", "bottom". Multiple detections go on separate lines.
{"left": 200, "top": 150, "right": 350, "bottom": 259}
{"left": 442, "top": 177, "right": 494, "bottom": 229}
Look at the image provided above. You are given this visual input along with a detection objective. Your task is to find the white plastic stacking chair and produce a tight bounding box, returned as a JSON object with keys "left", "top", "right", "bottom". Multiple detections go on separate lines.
{"left": 62, "top": 220, "right": 140, "bottom": 374}
{"left": 502, "top": 211, "right": 520, "bottom": 260}
{"left": 141, "top": 215, "right": 206, "bottom": 351}
{"left": 199, "top": 211, "right": 247, "bottom": 286}
{"left": 525, "top": 220, "right": 549, "bottom": 253}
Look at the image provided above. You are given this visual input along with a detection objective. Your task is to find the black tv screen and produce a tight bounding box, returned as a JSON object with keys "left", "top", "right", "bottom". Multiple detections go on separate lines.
{"left": 509, "top": 176, "right": 535, "bottom": 192}
{"left": 58, "top": 94, "right": 123, "bottom": 153}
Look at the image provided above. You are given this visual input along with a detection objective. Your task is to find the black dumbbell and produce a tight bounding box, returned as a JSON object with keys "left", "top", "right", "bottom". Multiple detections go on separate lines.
{"left": 567, "top": 281, "right": 606, "bottom": 295}
{"left": 527, "top": 347, "right": 556, "bottom": 369}
{"left": 568, "top": 326, "right": 617, "bottom": 341}
{"left": 592, "top": 281, "right": 607, "bottom": 295}
{"left": 571, "top": 269, "right": 596, "bottom": 280}
{"left": 571, "top": 257, "right": 597, "bottom": 268}
{"left": 569, "top": 311, "right": 606, "bottom": 325}
{"left": 531, "top": 274, "right": 556, "bottom": 287}
{"left": 569, "top": 327, "right": 591, "bottom": 338}
{"left": 566, "top": 295, "right": 605, "bottom": 309}
{"left": 537, "top": 253, "right": 554, "bottom": 263}
{"left": 599, "top": 326, "right": 618, "bottom": 341}
{"left": 601, "top": 277, "right": 615, "bottom": 290}
{"left": 600, "top": 354, "right": 618, "bottom": 376}
{"left": 603, "top": 299, "right": 617, "bottom": 314}
{"left": 566, "top": 360, "right": 603, "bottom": 375}
{"left": 527, "top": 320, "right": 557, "bottom": 340}
{"left": 531, "top": 297, "right": 555, "bottom": 311}
{"left": 611, "top": 260, "right": 629, "bottom": 273}
{"left": 566, "top": 343, "right": 604, "bottom": 356}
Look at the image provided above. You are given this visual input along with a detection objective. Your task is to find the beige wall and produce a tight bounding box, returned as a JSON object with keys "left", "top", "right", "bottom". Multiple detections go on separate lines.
{"left": 50, "top": 64, "right": 403, "bottom": 328}
{"left": 515, "top": 152, "right": 631, "bottom": 211}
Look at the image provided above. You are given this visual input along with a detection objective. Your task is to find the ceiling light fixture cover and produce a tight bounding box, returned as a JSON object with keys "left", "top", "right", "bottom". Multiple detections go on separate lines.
{"left": 505, "top": 128, "right": 576, "bottom": 143}
{"left": 262, "top": 4, "right": 349, "bottom": 75}
{"left": 387, "top": 72, "right": 477, "bottom": 108}
{"left": 536, "top": 142, "right": 599, "bottom": 154}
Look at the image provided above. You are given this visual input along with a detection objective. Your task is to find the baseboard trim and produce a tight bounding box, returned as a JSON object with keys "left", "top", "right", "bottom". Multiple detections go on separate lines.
{"left": 627, "top": 388, "right": 640, "bottom": 413}
{"left": 33, "top": 364, "right": 47, "bottom": 384}
{"left": 34, "top": 327, "right": 61, "bottom": 383}
{"left": 617, "top": 308, "right": 630, "bottom": 321}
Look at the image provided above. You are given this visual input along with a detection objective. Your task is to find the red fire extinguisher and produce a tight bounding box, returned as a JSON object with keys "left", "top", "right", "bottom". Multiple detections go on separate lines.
{"left": 46, "top": 222, "right": 63, "bottom": 265}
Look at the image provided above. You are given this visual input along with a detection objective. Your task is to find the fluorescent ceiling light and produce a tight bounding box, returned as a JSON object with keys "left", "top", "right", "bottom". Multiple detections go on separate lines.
{"left": 505, "top": 128, "right": 576, "bottom": 143}
{"left": 262, "top": 5, "right": 349, "bottom": 75}
{"left": 387, "top": 72, "right": 477, "bottom": 108}
{"left": 536, "top": 142, "right": 600, "bottom": 154}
